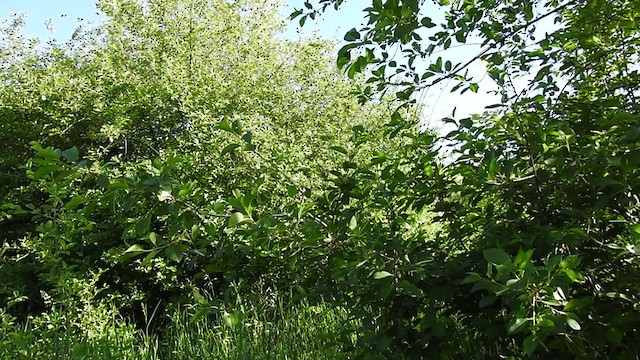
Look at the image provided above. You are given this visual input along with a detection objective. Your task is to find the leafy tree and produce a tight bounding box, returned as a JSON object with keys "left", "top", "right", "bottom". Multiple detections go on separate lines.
{"left": 2, "top": 0, "right": 638, "bottom": 358}
{"left": 292, "top": 0, "right": 640, "bottom": 358}
{"left": 0, "top": 0, "right": 398, "bottom": 325}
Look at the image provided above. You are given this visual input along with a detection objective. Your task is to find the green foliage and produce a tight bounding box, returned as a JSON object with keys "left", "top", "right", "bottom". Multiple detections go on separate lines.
{"left": 1, "top": 0, "right": 639, "bottom": 358}
{"left": 292, "top": 0, "right": 640, "bottom": 358}
{"left": 0, "top": 299, "right": 353, "bottom": 359}
{"left": 160, "top": 300, "right": 356, "bottom": 359}
{"left": 0, "top": 0, "right": 398, "bottom": 336}
{"left": 0, "top": 294, "right": 155, "bottom": 359}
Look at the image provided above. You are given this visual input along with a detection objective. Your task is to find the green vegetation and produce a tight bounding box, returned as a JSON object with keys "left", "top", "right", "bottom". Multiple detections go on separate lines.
{"left": 1, "top": 0, "right": 639, "bottom": 358}
{"left": 1, "top": 300, "right": 354, "bottom": 359}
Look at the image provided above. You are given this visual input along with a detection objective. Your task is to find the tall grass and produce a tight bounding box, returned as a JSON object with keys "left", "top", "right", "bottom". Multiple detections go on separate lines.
{"left": 0, "top": 306, "right": 157, "bottom": 360}
{"left": 160, "top": 301, "right": 354, "bottom": 360}
{"left": 0, "top": 301, "right": 356, "bottom": 359}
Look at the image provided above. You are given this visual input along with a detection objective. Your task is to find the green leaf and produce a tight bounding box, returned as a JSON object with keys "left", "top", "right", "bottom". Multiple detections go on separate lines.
{"left": 329, "top": 146, "right": 348, "bottom": 155}
{"left": 514, "top": 249, "right": 534, "bottom": 269}
{"left": 534, "top": 64, "right": 552, "bottom": 81}
{"left": 348, "top": 215, "right": 357, "bottom": 230}
{"left": 32, "top": 165, "right": 60, "bottom": 179}
{"left": 373, "top": 271, "right": 394, "bottom": 279}
{"left": 149, "top": 232, "right": 158, "bottom": 246}
{"left": 61, "top": 146, "right": 79, "bottom": 162}
{"left": 506, "top": 278, "right": 519, "bottom": 287}
{"left": 488, "top": 157, "right": 499, "bottom": 176}
{"left": 218, "top": 120, "right": 234, "bottom": 133}
{"left": 125, "top": 244, "right": 145, "bottom": 254}
{"left": 337, "top": 43, "right": 357, "bottom": 69}
{"left": 221, "top": 144, "right": 241, "bottom": 156}
{"left": 538, "top": 318, "right": 555, "bottom": 329}
{"left": 289, "top": 9, "right": 302, "bottom": 20}
{"left": 193, "top": 288, "right": 208, "bottom": 305}
{"left": 347, "top": 57, "right": 365, "bottom": 79}
{"left": 461, "top": 272, "right": 482, "bottom": 284}
{"left": 36, "top": 148, "right": 61, "bottom": 160}
{"left": 29, "top": 141, "right": 43, "bottom": 151}
{"left": 135, "top": 214, "right": 152, "bottom": 236}
{"left": 96, "top": 174, "right": 110, "bottom": 189}
{"left": 222, "top": 311, "right": 240, "bottom": 327}
{"left": 483, "top": 248, "right": 511, "bottom": 265}
{"left": 192, "top": 308, "right": 211, "bottom": 322}
{"left": 508, "top": 318, "right": 529, "bottom": 334}
{"left": 108, "top": 181, "right": 129, "bottom": 190}
{"left": 344, "top": 28, "right": 360, "bottom": 42}
{"left": 64, "top": 195, "right": 86, "bottom": 210}
{"left": 242, "top": 131, "right": 252, "bottom": 143}
{"left": 399, "top": 280, "right": 423, "bottom": 297}
{"left": 523, "top": 335, "right": 538, "bottom": 355}
{"left": 563, "top": 269, "right": 583, "bottom": 282}
{"left": 563, "top": 298, "right": 591, "bottom": 311}
{"left": 566, "top": 318, "right": 581, "bottom": 330}
{"left": 142, "top": 249, "right": 160, "bottom": 266}
{"left": 544, "top": 157, "right": 564, "bottom": 166}
{"left": 164, "top": 244, "right": 183, "bottom": 262}
{"left": 213, "top": 202, "right": 225, "bottom": 212}
{"left": 470, "top": 280, "right": 490, "bottom": 293}
{"left": 228, "top": 212, "right": 244, "bottom": 227}
{"left": 546, "top": 255, "right": 562, "bottom": 269}
{"left": 421, "top": 17, "right": 435, "bottom": 28}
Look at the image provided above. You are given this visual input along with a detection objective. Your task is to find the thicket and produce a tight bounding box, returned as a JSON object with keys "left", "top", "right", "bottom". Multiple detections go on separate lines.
{"left": 1, "top": 0, "right": 639, "bottom": 358}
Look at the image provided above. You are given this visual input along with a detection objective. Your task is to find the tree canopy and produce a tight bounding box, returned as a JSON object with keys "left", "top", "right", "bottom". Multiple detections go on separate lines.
{"left": 1, "top": 0, "right": 639, "bottom": 358}
{"left": 290, "top": 0, "right": 640, "bottom": 357}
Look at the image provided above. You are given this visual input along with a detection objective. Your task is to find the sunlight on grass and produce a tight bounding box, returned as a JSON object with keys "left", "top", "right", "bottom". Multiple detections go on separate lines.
{"left": 0, "top": 301, "right": 357, "bottom": 359}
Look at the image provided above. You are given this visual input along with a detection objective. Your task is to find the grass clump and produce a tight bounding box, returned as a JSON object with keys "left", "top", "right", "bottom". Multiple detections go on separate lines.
{"left": 160, "top": 301, "right": 354, "bottom": 360}
{"left": 0, "top": 301, "right": 356, "bottom": 359}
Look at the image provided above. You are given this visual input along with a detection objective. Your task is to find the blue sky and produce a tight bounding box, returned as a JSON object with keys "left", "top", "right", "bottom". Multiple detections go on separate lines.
{"left": 0, "top": 1, "right": 364, "bottom": 42}
{"left": 0, "top": 0, "right": 103, "bottom": 41}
